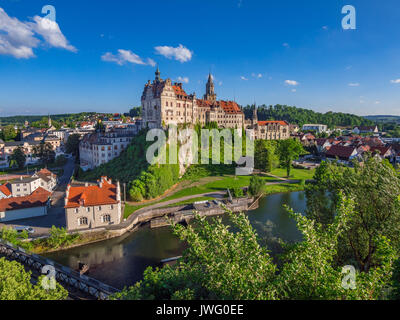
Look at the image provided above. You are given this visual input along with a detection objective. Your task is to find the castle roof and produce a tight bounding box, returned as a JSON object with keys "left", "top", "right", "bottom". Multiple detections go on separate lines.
{"left": 258, "top": 120, "right": 289, "bottom": 126}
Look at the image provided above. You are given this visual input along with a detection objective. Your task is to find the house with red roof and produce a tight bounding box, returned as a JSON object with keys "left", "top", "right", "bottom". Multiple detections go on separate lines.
{"left": 0, "top": 183, "right": 12, "bottom": 200}
{"left": 0, "top": 188, "right": 51, "bottom": 223}
{"left": 325, "top": 145, "right": 358, "bottom": 163}
{"left": 64, "top": 176, "right": 121, "bottom": 230}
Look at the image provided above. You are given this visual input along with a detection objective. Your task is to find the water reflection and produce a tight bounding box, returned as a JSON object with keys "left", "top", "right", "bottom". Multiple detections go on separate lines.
{"left": 45, "top": 192, "right": 306, "bottom": 289}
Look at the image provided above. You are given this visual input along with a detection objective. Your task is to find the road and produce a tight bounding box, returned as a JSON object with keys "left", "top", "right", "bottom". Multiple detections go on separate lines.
{"left": 0, "top": 157, "right": 75, "bottom": 238}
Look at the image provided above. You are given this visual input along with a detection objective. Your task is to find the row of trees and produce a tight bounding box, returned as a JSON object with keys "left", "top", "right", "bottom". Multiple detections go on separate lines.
{"left": 255, "top": 138, "right": 305, "bottom": 177}
{"left": 243, "top": 104, "right": 375, "bottom": 129}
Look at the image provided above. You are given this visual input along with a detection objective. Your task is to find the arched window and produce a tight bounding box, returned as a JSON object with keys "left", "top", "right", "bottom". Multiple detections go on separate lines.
{"left": 79, "top": 217, "right": 88, "bottom": 226}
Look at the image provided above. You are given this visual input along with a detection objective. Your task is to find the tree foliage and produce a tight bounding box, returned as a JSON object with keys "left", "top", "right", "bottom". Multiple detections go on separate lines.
{"left": 0, "top": 258, "right": 68, "bottom": 300}
{"left": 10, "top": 147, "right": 26, "bottom": 169}
{"left": 114, "top": 197, "right": 395, "bottom": 300}
{"left": 306, "top": 156, "right": 400, "bottom": 272}
{"left": 243, "top": 104, "right": 375, "bottom": 129}
{"left": 277, "top": 138, "right": 305, "bottom": 177}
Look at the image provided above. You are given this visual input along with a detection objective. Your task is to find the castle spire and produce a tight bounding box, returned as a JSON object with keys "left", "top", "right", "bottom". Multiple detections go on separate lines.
{"left": 204, "top": 73, "right": 217, "bottom": 102}
{"left": 155, "top": 65, "right": 161, "bottom": 82}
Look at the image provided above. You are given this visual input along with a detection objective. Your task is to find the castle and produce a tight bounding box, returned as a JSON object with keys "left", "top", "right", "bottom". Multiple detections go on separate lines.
{"left": 141, "top": 68, "right": 245, "bottom": 129}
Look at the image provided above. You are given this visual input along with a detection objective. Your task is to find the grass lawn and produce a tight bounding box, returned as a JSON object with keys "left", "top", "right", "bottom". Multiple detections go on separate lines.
{"left": 263, "top": 183, "right": 305, "bottom": 195}
{"left": 270, "top": 167, "right": 315, "bottom": 180}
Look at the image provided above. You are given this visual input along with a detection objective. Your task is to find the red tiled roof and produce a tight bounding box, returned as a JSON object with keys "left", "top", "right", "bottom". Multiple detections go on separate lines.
{"left": 326, "top": 145, "right": 356, "bottom": 160}
{"left": 172, "top": 85, "right": 188, "bottom": 97}
{"left": 369, "top": 146, "right": 391, "bottom": 156}
{"left": 218, "top": 101, "right": 242, "bottom": 114}
{"left": 0, "top": 184, "right": 11, "bottom": 197}
{"left": 258, "top": 120, "right": 289, "bottom": 126}
{"left": 65, "top": 177, "right": 118, "bottom": 209}
{"left": 0, "top": 188, "right": 51, "bottom": 212}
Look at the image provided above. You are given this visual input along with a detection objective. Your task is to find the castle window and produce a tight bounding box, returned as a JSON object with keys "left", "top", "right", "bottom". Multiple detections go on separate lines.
{"left": 103, "top": 215, "right": 111, "bottom": 223}
{"left": 78, "top": 217, "right": 88, "bottom": 226}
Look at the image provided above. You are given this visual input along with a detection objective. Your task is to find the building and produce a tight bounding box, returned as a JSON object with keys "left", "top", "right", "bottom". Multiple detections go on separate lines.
{"left": 7, "top": 169, "right": 57, "bottom": 197}
{"left": 64, "top": 176, "right": 122, "bottom": 231}
{"left": 353, "top": 125, "right": 379, "bottom": 135}
{"left": 302, "top": 124, "right": 329, "bottom": 133}
{"left": 0, "top": 188, "right": 51, "bottom": 223}
{"left": 79, "top": 128, "right": 136, "bottom": 171}
{"left": 141, "top": 68, "right": 245, "bottom": 129}
{"left": 245, "top": 107, "right": 290, "bottom": 140}
{"left": 325, "top": 145, "right": 358, "bottom": 163}
{"left": 0, "top": 184, "right": 12, "bottom": 199}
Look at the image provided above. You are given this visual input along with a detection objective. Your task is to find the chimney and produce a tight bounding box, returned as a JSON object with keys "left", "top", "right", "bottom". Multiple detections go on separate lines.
{"left": 85, "top": 183, "right": 88, "bottom": 187}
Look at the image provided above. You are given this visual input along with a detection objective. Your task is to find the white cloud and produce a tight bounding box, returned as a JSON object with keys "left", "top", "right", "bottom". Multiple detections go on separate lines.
{"left": 101, "top": 49, "right": 154, "bottom": 66}
{"left": 218, "top": 81, "right": 223, "bottom": 86}
{"left": 282, "top": 43, "right": 289, "bottom": 47}
{"left": 348, "top": 82, "right": 360, "bottom": 87}
{"left": 390, "top": 79, "right": 400, "bottom": 84}
{"left": 375, "top": 101, "right": 381, "bottom": 104}
{"left": 0, "top": 8, "right": 39, "bottom": 58}
{"left": 240, "top": 76, "right": 248, "bottom": 81}
{"left": 291, "top": 89, "right": 297, "bottom": 92}
{"left": 322, "top": 26, "right": 328, "bottom": 30}
{"left": 252, "top": 73, "right": 263, "bottom": 79}
{"left": 30, "top": 16, "right": 77, "bottom": 52}
{"left": 0, "top": 8, "right": 76, "bottom": 59}
{"left": 176, "top": 76, "right": 189, "bottom": 83}
{"left": 154, "top": 44, "right": 193, "bottom": 63}
{"left": 285, "top": 80, "right": 299, "bottom": 86}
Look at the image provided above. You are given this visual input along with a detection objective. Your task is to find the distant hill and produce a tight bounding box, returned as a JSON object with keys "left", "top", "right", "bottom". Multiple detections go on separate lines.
{"left": 364, "top": 115, "right": 400, "bottom": 124}
{"left": 0, "top": 112, "right": 99, "bottom": 126}
{"left": 243, "top": 104, "right": 374, "bottom": 128}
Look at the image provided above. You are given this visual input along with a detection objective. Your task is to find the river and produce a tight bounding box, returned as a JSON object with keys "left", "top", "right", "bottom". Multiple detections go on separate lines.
{"left": 44, "top": 191, "right": 307, "bottom": 289}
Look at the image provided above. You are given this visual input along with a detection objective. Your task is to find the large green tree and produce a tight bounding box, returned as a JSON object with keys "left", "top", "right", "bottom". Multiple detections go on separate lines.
{"left": 255, "top": 140, "right": 279, "bottom": 173}
{"left": 277, "top": 139, "right": 305, "bottom": 177}
{"left": 33, "top": 142, "right": 55, "bottom": 165}
{"left": 306, "top": 156, "right": 400, "bottom": 272}
{"left": 65, "top": 134, "right": 81, "bottom": 157}
{"left": 10, "top": 147, "right": 26, "bottom": 169}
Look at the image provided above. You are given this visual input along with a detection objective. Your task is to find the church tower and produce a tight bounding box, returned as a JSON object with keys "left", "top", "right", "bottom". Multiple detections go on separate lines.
{"left": 204, "top": 73, "right": 217, "bottom": 102}
{"left": 155, "top": 66, "right": 161, "bottom": 82}
{"left": 252, "top": 104, "right": 258, "bottom": 126}
{"left": 48, "top": 115, "right": 52, "bottom": 128}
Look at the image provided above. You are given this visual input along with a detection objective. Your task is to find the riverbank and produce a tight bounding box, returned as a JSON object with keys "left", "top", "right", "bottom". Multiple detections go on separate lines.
{"left": 33, "top": 182, "right": 304, "bottom": 254}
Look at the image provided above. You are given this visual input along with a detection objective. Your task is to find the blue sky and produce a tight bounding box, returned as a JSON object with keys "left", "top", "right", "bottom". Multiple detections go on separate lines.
{"left": 0, "top": 0, "right": 399, "bottom": 116}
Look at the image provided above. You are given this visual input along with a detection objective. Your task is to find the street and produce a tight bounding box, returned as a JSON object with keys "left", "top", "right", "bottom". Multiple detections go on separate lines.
{"left": 0, "top": 157, "right": 76, "bottom": 238}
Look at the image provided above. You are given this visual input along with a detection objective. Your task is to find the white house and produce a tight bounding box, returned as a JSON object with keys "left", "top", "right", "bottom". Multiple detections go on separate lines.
{"left": 0, "top": 188, "right": 51, "bottom": 223}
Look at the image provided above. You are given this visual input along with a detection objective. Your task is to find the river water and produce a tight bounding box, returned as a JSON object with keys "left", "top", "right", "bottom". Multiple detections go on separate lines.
{"left": 45, "top": 192, "right": 307, "bottom": 289}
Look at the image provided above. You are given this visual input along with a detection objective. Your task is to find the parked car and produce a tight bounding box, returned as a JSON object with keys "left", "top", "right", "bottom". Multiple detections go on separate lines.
{"left": 14, "top": 226, "right": 35, "bottom": 234}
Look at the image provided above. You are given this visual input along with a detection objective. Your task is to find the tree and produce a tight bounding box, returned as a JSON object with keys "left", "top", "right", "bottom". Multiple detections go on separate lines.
{"left": 113, "top": 198, "right": 396, "bottom": 300}
{"left": 306, "top": 155, "right": 400, "bottom": 272}
{"left": 255, "top": 140, "right": 279, "bottom": 173}
{"left": 248, "top": 175, "right": 264, "bottom": 197}
{"left": 277, "top": 139, "right": 305, "bottom": 177}
{"left": 54, "top": 155, "right": 67, "bottom": 167}
{"left": 0, "top": 258, "right": 68, "bottom": 300}
{"left": 65, "top": 134, "right": 81, "bottom": 157}
{"left": 10, "top": 147, "right": 26, "bottom": 169}
{"left": 1, "top": 125, "right": 17, "bottom": 141}
{"left": 33, "top": 142, "right": 55, "bottom": 165}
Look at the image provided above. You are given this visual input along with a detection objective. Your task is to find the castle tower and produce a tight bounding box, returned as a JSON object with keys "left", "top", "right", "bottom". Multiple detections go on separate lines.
{"left": 155, "top": 66, "right": 161, "bottom": 82}
{"left": 204, "top": 73, "right": 217, "bottom": 102}
{"left": 48, "top": 115, "right": 52, "bottom": 128}
{"left": 252, "top": 104, "right": 258, "bottom": 126}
